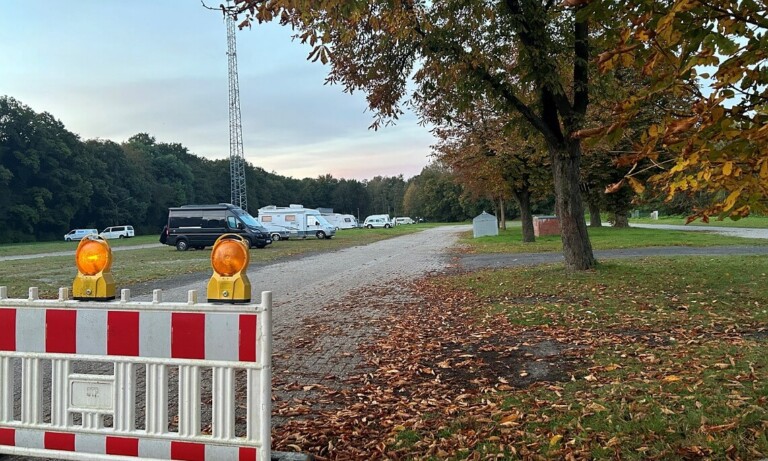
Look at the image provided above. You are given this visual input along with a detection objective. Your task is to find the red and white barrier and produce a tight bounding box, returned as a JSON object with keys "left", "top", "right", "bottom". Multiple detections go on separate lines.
{"left": 0, "top": 287, "right": 272, "bottom": 461}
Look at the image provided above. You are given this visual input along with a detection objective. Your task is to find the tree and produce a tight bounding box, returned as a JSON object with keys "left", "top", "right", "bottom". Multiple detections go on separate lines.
{"left": 232, "top": 0, "right": 597, "bottom": 269}
{"left": 431, "top": 107, "right": 551, "bottom": 242}
{"left": 588, "top": 0, "right": 768, "bottom": 221}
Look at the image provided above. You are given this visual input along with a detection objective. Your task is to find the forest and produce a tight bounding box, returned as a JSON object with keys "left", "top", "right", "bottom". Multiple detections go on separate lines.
{"left": 0, "top": 96, "right": 506, "bottom": 243}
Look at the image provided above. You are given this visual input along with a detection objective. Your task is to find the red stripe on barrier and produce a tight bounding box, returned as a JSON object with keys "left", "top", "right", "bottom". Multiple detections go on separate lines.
{"left": 106, "top": 435, "right": 139, "bottom": 456}
{"left": 45, "top": 310, "right": 77, "bottom": 354}
{"left": 171, "top": 313, "right": 205, "bottom": 359}
{"left": 0, "top": 309, "right": 16, "bottom": 351}
{"left": 44, "top": 431, "right": 75, "bottom": 451}
{"left": 170, "top": 440, "right": 205, "bottom": 461}
{"left": 239, "top": 314, "right": 257, "bottom": 362}
{"left": 239, "top": 446, "right": 257, "bottom": 461}
{"left": 107, "top": 311, "right": 139, "bottom": 356}
{"left": 0, "top": 427, "right": 14, "bottom": 446}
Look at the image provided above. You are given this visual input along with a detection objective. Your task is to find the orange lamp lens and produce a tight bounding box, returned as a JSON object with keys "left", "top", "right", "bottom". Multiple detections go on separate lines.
{"left": 76, "top": 240, "right": 110, "bottom": 275}
{"left": 212, "top": 240, "right": 247, "bottom": 276}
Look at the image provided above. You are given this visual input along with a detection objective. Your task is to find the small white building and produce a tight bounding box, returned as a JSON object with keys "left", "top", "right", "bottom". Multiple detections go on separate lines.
{"left": 472, "top": 211, "right": 498, "bottom": 238}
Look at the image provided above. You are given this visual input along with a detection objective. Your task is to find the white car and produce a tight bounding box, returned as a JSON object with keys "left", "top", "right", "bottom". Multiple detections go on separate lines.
{"left": 394, "top": 217, "right": 415, "bottom": 225}
{"left": 100, "top": 225, "right": 135, "bottom": 239}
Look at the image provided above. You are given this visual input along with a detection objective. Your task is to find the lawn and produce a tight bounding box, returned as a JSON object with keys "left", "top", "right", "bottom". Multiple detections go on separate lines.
{"left": 630, "top": 214, "right": 768, "bottom": 228}
{"left": 461, "top": 222, "right": 768, "bottom": 254}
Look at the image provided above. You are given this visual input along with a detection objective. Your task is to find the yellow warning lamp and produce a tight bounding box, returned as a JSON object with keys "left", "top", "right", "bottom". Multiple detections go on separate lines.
{"left": 73, "top": 235, "right": 116, "bottom": 301}
{"left": 207, "top": 234, "right": 251, "bottom": 303}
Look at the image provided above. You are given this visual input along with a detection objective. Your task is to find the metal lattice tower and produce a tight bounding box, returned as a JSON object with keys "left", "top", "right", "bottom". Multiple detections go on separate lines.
{"left": 226, "top": 10, "right": 248, "bottom": 211}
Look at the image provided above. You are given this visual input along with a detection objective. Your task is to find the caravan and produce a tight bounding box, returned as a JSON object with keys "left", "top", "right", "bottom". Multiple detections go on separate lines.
{"left": 258, "top": 204, "right": 336, "bottom": 240}
{"left": 322, "top": 213, "right": 359, "bottom": 230}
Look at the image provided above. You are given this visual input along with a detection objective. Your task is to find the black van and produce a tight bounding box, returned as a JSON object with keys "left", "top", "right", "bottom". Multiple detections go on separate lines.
{"left": 163, "top": 204, "right": 272, "bottom": 251}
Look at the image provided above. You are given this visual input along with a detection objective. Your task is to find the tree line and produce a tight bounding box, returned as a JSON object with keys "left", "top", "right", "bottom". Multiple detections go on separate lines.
{"left": 2, "top": 96, "right": 518, "bottom": 244}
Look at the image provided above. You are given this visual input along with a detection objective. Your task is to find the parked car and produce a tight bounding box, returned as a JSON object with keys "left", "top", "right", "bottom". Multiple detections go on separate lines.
{"left": 100, "top": 225, "right": 135, "bottom": 239}
{"left": 363, "top": 215, "right": 393, "bottom": 229}
{"left": 393, "top": 217, "right": 415, "bottom": 225}
{"left": 64, "top": 229, "right": 98, "bottom": 242}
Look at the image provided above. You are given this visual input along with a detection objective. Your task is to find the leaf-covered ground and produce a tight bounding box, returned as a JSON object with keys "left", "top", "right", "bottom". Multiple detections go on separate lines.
{"left": 271, "top": 256, "right": 768, "bottom": 460}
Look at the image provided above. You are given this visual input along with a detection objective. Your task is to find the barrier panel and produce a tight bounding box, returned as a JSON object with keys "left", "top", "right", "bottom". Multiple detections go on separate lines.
{"left": 0, "top": 286, "right": 272, "bottom": 461}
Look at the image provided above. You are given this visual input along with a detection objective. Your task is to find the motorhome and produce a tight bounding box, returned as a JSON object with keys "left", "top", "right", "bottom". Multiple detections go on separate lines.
{"left": 163, "top": 203, "right": 271, "bottom": 251}
{"left": 322, "top": 213, "right": 359, "bottom": 230}
{"left": 258, "top": 204, "right": 336, "bottom": 240}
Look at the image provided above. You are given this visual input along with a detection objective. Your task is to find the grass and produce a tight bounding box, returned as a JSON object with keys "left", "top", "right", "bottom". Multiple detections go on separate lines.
{"left": 429, "top": 255, "right": 768, "bottom": 459}
{"left": 630, "top": 214, "right": 768, "bottom": 228}
{"left": 461, "top": 222, "right": 768, "bottom": 254}
{"left": 0, "top": 224, "right": 436, "bottom": 298}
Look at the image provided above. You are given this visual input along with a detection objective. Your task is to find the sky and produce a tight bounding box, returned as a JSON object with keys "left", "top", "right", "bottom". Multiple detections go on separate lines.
{"left": 0, "top": 1, "right": 436, "bottom": 181}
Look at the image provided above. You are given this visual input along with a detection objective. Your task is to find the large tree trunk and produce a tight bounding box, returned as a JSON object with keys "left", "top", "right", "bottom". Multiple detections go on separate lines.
{"left": 550, "top": 142, "right": 596, "bottom": 270}
{"left": 513, "top": 189, "right": 535, "bottom": 243}
{"left": 612, "top": 211, "right": 629, "bottom": 228}
{"left": 588, "top": 200, "right": 602, "bottom": 227}
{"left": 498, "top": 197, "right": 507, "bottom": 230}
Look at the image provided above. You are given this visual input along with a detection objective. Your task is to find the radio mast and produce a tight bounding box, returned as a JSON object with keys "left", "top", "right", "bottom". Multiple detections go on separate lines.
{"left": 226, "top": 8, "right": 248, "bottom": 211}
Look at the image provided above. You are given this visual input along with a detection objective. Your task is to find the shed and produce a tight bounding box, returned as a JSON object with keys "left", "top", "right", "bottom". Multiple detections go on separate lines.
{"left": 472, "top": 211, "right": 498, "bottom": 238}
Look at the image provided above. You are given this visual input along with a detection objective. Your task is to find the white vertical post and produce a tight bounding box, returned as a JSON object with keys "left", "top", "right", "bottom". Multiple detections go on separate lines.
{"left": 0, "top": 356, "right": 12, "bottom": 422}
{"left": 82, "top": 412, "right": 104, "bottom": 430}
{"left": 178, "top": 365, "right": 201, "bottom": 438}
{"left": 259, "top": 291, "right": 272, "bottom": 460}
{"left": 248, "top": 291, "right": 272, "bottom": 459}
{"left": 114, "top": 362, "right": 137, "bottom": 432}
{"left": 21, "top": 357, "right": 42, "bottom": 424}
{"left": 145, "top": 363, "right": 168, "bottom": 434}
{"left": 212, "top": 367, "right": 234, "bottom": 440}
{"left": 50, "top": 359, "right": 72, "bottom": 427}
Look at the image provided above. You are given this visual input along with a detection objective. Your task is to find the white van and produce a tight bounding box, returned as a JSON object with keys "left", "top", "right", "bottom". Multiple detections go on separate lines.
{"left": 393, "top": 217, "right": 415, "bottom": 225}
{"left": 64, "top": 229, "right": 98, "bottom": 242}
{"left": 363, "top": 214, "right": 393, "bottom": 229}
{"left": 100, "top": 225, "right": 135, "bottom": 239}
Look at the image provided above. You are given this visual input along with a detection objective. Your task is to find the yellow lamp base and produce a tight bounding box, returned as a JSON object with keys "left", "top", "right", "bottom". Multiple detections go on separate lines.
{"left": 207, "top": 273, "right": 251, "bottom": 303}
{"left": 73, "top": 272, "right": 116, "bottom": 301}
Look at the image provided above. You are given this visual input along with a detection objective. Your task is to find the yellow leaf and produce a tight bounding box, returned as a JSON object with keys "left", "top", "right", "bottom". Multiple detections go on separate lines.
{"left": 663, "top": 375, "right": 682, "bottom": 382}
{"left": 627, "top": 177, "right": 646, "bottom": 194}
{"left": 723, "top": 161, "right": 733, "bottom": 176}
{"left": 760, "top": 160, "right": 768, "bottom": 179}
{"left": 550, "top": 434, "right": 563, "bottom": 446}
{"left": 585, "top": 402, "right": 608, "bottom": 412}
{"left": 500, "top": 413, "right": 521, "bottom": 426}
{"left": 723, "top": 190, "right": 740, "bottom": 211}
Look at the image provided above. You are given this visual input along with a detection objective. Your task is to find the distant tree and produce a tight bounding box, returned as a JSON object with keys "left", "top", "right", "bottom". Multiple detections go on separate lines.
{"left": 405, "top": 164, "right": 467, "bottom": 222}
{"left": 0, "top": 96, "right": 93, "bottom": 241}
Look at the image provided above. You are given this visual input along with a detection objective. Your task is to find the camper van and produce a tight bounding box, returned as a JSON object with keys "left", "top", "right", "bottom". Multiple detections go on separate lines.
{"left": 163, "top": 203, "right": 271, "bottom": 251}
{"left": 322, "top": 213, "right": 359, "bottom": 230}
{"left": 258, "top": 204, "right": 336, "bottom": 240}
